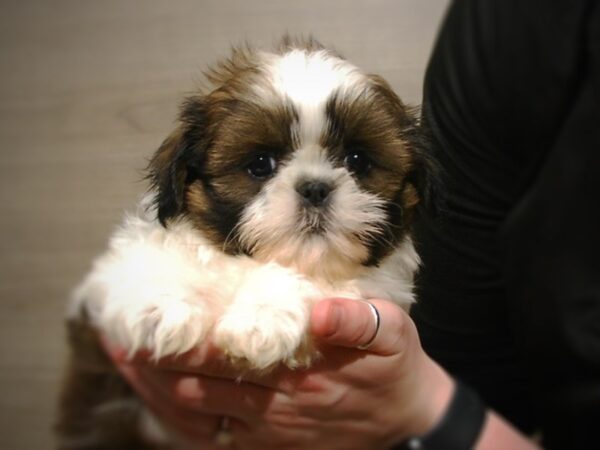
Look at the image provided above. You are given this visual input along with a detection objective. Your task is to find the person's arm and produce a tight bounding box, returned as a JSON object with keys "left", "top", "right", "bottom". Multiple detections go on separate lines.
{"left": 476, "top": 412, "right": 538, "bottom": 450}
{"left": 104, "top": 298, "right": 539, "bottom": 449}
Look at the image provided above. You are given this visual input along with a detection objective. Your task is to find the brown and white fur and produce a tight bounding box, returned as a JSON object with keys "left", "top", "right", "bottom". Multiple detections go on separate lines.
{"left": 56, "top": 37, "right": 436, "bottom": 449}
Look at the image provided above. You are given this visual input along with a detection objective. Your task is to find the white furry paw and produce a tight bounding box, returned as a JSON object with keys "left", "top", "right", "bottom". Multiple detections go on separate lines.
{"left": 100, "top": 294, "right": 210, "bottom": 360}
{"left": 212, "top": 263, "right": 318, "bottom": 370}
{"left": 213, "top": 304, "right": 309, "bottom": 370}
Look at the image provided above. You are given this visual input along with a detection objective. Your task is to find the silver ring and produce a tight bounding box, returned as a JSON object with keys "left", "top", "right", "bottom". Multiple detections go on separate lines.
{"left": 357, "top": 301, "right": 381, "bottom": 350}
{"left": 214, "top": 416, "right": 233, "bottom": 447}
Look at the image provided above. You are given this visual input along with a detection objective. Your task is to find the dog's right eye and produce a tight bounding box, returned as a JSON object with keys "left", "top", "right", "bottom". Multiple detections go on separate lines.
{"left": 344, "top": 150, "right": 372, "bottom": 176}
{"left": 247, "top": 154, "right": 277, "bottom": 179}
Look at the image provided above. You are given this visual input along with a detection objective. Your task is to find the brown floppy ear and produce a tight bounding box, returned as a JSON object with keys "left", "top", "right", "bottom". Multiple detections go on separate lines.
{"left": 403, "top": 123, "right": 444, "bottom": 215}
{"left": 368, "top": 74, "right": 443, "bottom": 214}
{"left": 147, "top": 96, "right": 208, "bottom": 226}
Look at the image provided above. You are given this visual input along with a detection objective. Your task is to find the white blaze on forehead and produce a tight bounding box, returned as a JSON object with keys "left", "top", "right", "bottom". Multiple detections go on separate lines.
{"left": 271, "top": 50, "right": 363, "bottom": 104}
{"left": 264, "top": 49, "right": 366, "bottom": 145}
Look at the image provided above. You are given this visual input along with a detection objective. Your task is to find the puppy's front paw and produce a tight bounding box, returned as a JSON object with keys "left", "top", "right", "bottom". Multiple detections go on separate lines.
{"left": 213, "top": 264, "right": 319, "bottom": 370}
{"left": 101, "top": 294, "right": 210, "bottom": 360}
{"left": 214, "top": 304, "right": 310, "bottom": 370}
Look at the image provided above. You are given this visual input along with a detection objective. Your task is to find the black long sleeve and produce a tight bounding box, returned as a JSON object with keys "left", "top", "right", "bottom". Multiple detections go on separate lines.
{"left": 412, "top": 1, "right": 600, "bottom": 448}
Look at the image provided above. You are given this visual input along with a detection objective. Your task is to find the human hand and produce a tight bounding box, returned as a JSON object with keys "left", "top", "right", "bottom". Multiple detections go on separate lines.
{"left": 103, "top": 298, "right": 454, "bottom": 450}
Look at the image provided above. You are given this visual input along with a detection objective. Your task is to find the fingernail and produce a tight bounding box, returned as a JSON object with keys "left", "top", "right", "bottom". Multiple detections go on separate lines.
{"left": 109, "top": 347, "right": 129, "bottom": 363}
{"left": 99, "top": 337, "right": 128, "bottom": 363}
{"left": 325, "top": 302, "right": 343, "bottom": 337}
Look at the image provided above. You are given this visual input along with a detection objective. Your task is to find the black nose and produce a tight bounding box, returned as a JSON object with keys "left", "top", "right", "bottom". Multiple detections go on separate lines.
{"left": 296, "top": 181, "right": 332, "bottom": 207}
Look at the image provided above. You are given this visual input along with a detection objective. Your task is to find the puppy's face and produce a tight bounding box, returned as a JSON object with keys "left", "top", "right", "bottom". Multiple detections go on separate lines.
{"left": 150, "top": 40, "right": 432, "bottom": 279}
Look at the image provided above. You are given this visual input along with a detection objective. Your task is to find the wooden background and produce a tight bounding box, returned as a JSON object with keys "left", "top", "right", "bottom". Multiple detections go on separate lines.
{"left": 0, "top": 1, "right": 448, "bottom": 448}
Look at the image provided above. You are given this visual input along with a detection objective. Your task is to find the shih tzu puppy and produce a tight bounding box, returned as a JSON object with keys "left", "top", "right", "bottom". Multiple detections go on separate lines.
{"left": 56, "top": 37, "right": 436, "bottom": 449}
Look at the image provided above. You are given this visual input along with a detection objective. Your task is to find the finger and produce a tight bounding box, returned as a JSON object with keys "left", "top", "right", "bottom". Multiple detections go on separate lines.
{"left": 99, "top": 336, "right": 223, "bottom": 367}
{"left": 135, "top": 366, "right": 282, "bottom": 424}
{"left": 102, "top": 337, "right": 292, "bottom": 391}
{"left": 116, "top": 363, "right": 223, "bottom": 440}
{"left": 116, "top": 363, "right": 248, "bottom": 450}
{"left": 311, "top": 298, "right": 412, "bottom": 356}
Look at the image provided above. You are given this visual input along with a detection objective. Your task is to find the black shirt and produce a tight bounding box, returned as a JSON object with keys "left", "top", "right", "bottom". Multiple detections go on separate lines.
{"left": 411, "top": 1, "right": 600, "bottom": 448}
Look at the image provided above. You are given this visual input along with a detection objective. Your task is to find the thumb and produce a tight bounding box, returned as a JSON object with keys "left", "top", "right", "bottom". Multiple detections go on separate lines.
{"left": 311, "top": 298, "right": 413, "bottom": 356}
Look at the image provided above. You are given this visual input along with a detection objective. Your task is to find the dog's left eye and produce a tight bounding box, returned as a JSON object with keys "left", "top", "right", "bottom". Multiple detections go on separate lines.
{"left": 344, "top": 151, "right": 371, "bottom": 176}
{"left": 247, "top": 154, "right": 277, "bottom": 179}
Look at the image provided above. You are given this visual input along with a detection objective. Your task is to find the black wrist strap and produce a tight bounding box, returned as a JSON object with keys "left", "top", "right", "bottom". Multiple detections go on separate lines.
{"left": 396, "top": 380, "right": 487, "bottom": 450}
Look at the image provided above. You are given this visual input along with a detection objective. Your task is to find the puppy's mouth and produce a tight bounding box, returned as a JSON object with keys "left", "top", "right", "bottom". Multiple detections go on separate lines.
{"left": 298, "top": 208, "right": 329, "bottom": 235}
